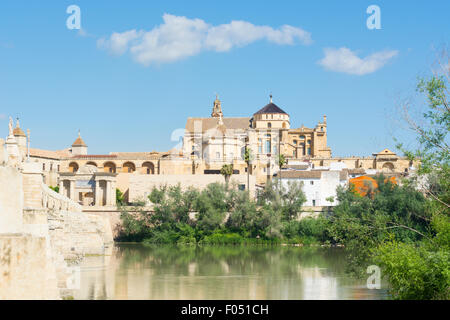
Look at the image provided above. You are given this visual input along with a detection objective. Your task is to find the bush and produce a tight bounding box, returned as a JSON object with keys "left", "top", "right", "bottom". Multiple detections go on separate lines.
{"left": 374, "top": 239, "right": 450, "bottom": 300}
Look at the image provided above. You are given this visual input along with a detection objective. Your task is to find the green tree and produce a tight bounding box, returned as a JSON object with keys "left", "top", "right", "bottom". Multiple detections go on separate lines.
{"left": 373, "top": 52, "right": 450, "bottom": 299}
{"left": 116, "top": 188, "right": 125, "bottom": 206}
{"left": 244, "top": 146, "right": 253, "bottom": 192}
{"left": 277, "top": 154, "right": 286, "bottom": 189}
{"left": 220, "top": 164, "right": 234, "bottom": 188}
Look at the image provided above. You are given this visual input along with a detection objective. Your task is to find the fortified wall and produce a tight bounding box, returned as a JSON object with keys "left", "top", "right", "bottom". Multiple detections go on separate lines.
{"left": 0, "top": 136, "right": 113, "bottom": 299}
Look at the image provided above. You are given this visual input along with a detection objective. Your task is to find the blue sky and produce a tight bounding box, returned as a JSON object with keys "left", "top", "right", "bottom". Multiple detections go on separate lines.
{"left": 0, "top": 1, "right": 448, "bottom": 156}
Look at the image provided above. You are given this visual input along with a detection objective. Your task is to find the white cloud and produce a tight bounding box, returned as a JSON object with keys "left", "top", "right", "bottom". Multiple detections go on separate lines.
{"left": 97, "top": 14, "right": 312, "bottom": 66}
{"left": 318, "top": 47, "right": 398, "bottom": 75}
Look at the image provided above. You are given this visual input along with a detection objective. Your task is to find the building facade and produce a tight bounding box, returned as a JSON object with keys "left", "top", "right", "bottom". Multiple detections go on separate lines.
{"left": 5, "top": 96, "right": 418, "bottom": 206}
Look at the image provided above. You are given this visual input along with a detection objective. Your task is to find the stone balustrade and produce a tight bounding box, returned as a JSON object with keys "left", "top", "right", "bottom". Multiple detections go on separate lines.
{"left": 42, "top": 182, "right": 82, "bottom": 213}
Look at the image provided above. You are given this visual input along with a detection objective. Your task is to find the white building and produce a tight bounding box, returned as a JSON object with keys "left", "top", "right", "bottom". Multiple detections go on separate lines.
{"left": 277, "top": 161, "right": 349, "bottom": 207}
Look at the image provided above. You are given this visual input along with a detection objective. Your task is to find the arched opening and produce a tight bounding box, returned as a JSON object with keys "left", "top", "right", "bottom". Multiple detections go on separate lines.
{"left": 123, "top": 162, "right": 136, "bottom": 173}
{"left": 141, "top": 162, "right": 155, "bottom": 174}
{"left": 86, "top": 161, "right": 97, "bottom": 167}
{"left": 69, "top": 162, "right": 79, "bottom": 173}
{"left": 103, "top": 161, "right": 116, "bottom": 173}
{"left": 282, "top": 122, "right": 286, "bottom": 129}
{"left": 382, "top": 162, "right": 395, "bottom": 172}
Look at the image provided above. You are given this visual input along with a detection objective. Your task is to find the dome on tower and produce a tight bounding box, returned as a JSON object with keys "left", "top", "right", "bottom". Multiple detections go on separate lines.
{"left": 13, "top": 127, "right": 26, "bottom": 137}
{"left": 72, "top": 132, "right": 87, "bottom": 147}
{"left": 254, "top": 95, "right": 288, "bottom": 116}
{"left": 13, "top": 119, "right": 26, "bottom": 137}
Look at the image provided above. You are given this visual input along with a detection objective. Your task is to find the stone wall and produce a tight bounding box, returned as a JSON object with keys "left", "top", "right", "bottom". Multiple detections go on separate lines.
{"left": 0, "top": 166, "right": 23, "bottom": 233}
{"left": 0, "top": 143, "right": 114, "bottom": 299}
{"left": 128, "top": 174, "right": 256, "bottom": 202}
{"left": 0, "top": 234, "right": 59, "bottom": 300}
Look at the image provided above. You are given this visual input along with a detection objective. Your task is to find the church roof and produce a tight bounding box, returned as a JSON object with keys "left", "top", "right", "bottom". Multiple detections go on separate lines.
{"left": 13, "top": 127, "right": 26, "bottom": 137}
{"left": 29, "top": 148, "right": 71, "bottom": 160}
{"left": 185, "top": 117, "right": 251, "bottom": 133}
{"left": 254, "top": 102, "right": 288, "bottom": 115}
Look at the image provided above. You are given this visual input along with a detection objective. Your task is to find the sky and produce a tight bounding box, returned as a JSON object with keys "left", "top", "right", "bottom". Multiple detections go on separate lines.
{"left": 0, "top": 1, "right": 448, "bottom": 156}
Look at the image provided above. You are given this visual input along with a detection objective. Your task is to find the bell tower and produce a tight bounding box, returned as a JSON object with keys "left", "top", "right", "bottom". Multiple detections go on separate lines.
{"left": 211, "top": 94, "right": 223, "bottom": 118}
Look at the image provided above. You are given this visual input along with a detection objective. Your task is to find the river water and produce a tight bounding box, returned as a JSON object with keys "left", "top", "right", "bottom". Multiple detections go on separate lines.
{"left": 73, "top": 243, "right": 388, "bottom": 300}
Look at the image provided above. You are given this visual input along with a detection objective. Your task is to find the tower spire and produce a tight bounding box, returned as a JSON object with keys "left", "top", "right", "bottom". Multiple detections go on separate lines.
{"left": 211, "top": 94, "right": 223, "bottom": 118}
{"left": 270, "top": 94, "right": 273, "bottom": 103}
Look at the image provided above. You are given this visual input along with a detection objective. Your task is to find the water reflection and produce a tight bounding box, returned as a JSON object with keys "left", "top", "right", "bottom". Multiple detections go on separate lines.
{"left": 73, "top": 244, "right": 388, "bottom": 300}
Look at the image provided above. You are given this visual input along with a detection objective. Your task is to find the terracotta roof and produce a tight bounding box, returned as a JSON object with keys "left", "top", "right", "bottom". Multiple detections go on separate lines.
{"left": 13, "top": 127, "right": 26, "bottom": 137}
{"left": 285, "top": 164, "right": 309, "bottom": 170}
{"left": 254, "top": 102, "right": 288, "bottom": 115}
{"left": 71, "top": 154, "right": 117, "bottom": 159}
{"left": 347, "top": 168, "right": 366, "bottom": 174}
{"left": 276, "top": 170, "right": 322, "bottom": 179}
{"left": 30, "top": 148, "right": 71, "bottom": 160}
{"left": 72, "top": 136, "right": 87, "bottom": 147}
{"left": 185, "top": 117, "right": 250, "bottom": 133}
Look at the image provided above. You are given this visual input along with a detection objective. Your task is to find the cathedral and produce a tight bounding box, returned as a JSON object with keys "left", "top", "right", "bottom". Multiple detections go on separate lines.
{"left": 5, "top": 96, "right": 416, "bottom": 206}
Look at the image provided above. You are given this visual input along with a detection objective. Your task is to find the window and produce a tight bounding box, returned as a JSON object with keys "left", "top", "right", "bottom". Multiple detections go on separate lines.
{"left": 321, "top": 127, "right": 324, "bottom": 131}
{"left": 268, "top": 122, "right": 272, "bottom": 128}
{"left": 43, "top": 163, "right": 45, "bottom": 171}
{"left": 307, "top": 147, "right": 311, "bottom": 155}
{"left": 293, "top": 140, "right": 297, "bottom": 145}
{"left": 300, "top": 135, "right": 305, "bottom": 140}
{"left": 265, "top": 140, "right": 271, "bottom": 154}
{"left": 265, "top": 135, "right": 271, "bottom": 154}
{"left": 307, "top": 140, "right": 311, "bottom": 145}
{"left": 310, "top": 181, "right": 314, "bottom": 185}
{"left": 312, "top": 200, "right": 316, "bottom": 206}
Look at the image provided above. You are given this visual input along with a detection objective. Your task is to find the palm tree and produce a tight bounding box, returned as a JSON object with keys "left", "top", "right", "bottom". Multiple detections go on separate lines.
{"left": 244, "top": 146, "right": 252, "bottom": 192}
{"left": 220, "top": 164, "right": 234, "bottom": 188}
{"left": 278, "top": 154, "right": 286, "bottom": 190}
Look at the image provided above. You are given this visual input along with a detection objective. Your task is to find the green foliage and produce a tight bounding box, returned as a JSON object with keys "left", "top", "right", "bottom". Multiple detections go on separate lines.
{"left": 118, "top": 180, "right": 310, "bottom": 245}
{"left": 49, "top": 186, "right": 59, "bottom": 193}
{"left": 277, "top": 154, "right": 286, "bottom": 167}
{"left": 327, "top": 175, "right": 431, "bottom": 275}
{"left": 331, "top": 66, "right": 450, "bottom": 299}
{"left": 116, "top": 188, "right": 125, "bottom": 206}
{"left": 220, "top": 164, "right": 234, "bottom": 187}
{"left": 374, "top": 239, "right": 449, "bottom": 300}
{"left": 244, "top": 146, "right": 253, "bottom": 164}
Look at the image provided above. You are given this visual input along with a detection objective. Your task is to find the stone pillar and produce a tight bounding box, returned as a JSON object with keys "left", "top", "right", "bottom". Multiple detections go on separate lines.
{"left": 5, "top": 135, "right": 21, "bottom": 166}
{"left": 22, "top": 162, "right": 44, "bottom": 209}
{"left": 95, "top": 180, "right": 100, "bottom": 206}
{"left": 0, "top": 165, "right": 24, "bottom": 233}
{"left": 106, "top": 180, "right": 111, "bottom": 206}
{"left": 69, "top": 180, "right": 75, "bottom": 202}
{"left": 0, "top": 138, "right": 6, "bottom": 165}
{"left": 58, "top": 180, "right": 64, "bottom": 196}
